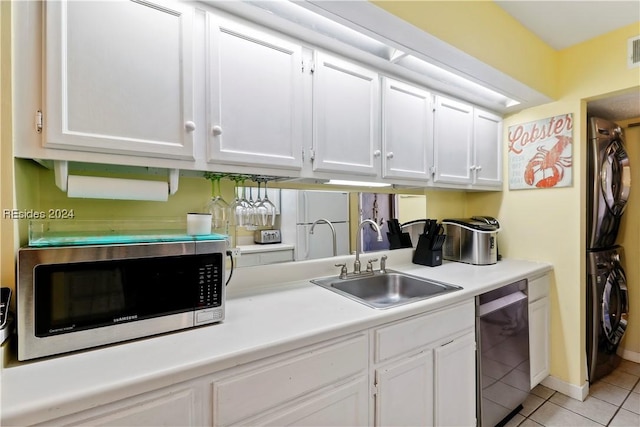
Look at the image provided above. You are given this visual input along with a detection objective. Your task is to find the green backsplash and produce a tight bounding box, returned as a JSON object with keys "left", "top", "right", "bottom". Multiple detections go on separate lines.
{"left": 14, "top": 160, "right": 236, "bottom": 246}
{"left": 14, "top": 159, "right": 468, "bottom": 247}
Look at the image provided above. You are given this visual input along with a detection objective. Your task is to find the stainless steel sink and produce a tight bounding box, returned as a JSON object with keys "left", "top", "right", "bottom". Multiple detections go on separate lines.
{"left": 311, "top": 270, "right": 461, "bottom": 309}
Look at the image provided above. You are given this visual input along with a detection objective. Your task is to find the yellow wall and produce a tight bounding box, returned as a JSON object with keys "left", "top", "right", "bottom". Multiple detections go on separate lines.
{"left": 373, "top": 0, "right": 559, "bottom": 99}
{"left": 469, "top": 99, "right": 585, "bottom": 386}
{"left": 376, "top": 0, "right": 640, "bottom": 387}
{"left": 469, "top": 24, "right": 640, "bottom": 386}
{"left": 0, "top": 1, "right": 16, "bottom": 290}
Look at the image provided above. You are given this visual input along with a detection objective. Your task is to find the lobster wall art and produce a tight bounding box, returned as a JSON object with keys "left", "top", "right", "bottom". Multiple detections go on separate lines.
{"left": 507, "top": 113, "right": 574, "bottom": 190}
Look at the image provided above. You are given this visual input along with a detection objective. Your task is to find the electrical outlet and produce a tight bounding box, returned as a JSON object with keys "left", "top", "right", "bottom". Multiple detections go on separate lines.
{"left": 229, "top": 248, "right": 241, "bottom": 258}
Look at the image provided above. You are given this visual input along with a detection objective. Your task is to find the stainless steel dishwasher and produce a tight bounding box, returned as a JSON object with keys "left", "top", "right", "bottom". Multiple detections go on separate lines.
{"left": 476, "top": 279, "right": 530, "bottom": 427}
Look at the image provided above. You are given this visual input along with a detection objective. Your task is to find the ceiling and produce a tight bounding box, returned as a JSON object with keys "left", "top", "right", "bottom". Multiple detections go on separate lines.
{"left": 495, "top": 1, "right": 640, "bottom": 121}
{"left": 494, "top": 1, "right": 640, "bottom": 51}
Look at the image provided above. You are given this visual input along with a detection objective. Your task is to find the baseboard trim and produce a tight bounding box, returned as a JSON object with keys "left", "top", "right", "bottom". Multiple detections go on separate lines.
{"left": 541, "top": 375, "right": 589, "bottom": 401}
{"left": 619, "top": 348, "right": 640, "bottom": 363}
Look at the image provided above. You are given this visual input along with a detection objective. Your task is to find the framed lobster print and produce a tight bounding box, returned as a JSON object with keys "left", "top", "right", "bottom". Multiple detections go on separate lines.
{"left": 507, "top": 113, "right": 573, "bottom": 190}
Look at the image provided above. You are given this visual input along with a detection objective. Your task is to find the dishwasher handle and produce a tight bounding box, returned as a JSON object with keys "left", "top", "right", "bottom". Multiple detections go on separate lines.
{"left": 477, "top": 291, "right": 527, "bottom": 317}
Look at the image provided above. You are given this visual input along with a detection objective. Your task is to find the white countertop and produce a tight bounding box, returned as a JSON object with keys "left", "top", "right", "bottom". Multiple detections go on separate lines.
{"left": 0, "top": 253, "right": 551, "bottom": 425}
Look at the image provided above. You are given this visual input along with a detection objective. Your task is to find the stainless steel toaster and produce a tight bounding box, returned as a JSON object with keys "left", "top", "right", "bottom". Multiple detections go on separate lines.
{"left": 254, "top": 229, "right": 282, "bottom": 244}
{"left": 442, "top": 217, "right": 500, "bottom": 265}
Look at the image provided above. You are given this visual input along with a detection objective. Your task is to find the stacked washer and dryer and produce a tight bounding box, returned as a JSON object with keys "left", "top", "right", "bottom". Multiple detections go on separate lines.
{"left": 586, "top": 117, "right": 631, "bottom": 383}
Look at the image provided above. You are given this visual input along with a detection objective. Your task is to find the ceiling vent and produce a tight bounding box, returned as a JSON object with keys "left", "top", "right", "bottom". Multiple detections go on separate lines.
{"left": 629, "top": 35, "right": 640, "bottom": 68}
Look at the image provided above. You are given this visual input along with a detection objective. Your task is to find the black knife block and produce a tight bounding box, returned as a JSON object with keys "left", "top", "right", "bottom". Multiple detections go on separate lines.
{"left": 412, "top": 234, "right": 443, "bottom": 267}
{"left": 387, "top": 232, "right": 412, "bottom": 250}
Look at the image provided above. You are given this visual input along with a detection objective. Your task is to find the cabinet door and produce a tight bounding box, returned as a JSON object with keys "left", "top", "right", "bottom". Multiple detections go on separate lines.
{"left": 375, "top": 352, "right": 434, "bottom": 427}
{"left": 529, "top": 296, "right": 550, "bottom": 387}
{"left": 207, "top": 15, "right": 303, "bottom": 170}
{"left": 212, "top": 334, "right": 368, "bottom": 426}
{"left": 432, "top": 96, "right": 474, "bottom": 184}
{"left": 473, "top": 109, "right": 503, "bottom": 187}
{"left": 44, "top": 0, "right": 195, "bottom": 160}
{"left": 313, "top": 52, "right": 379, "bottom": 176}
{"left": 249, "top": 377, "right": 369, "bottom": 426}
{"left": 434, "top": 333, "right": 476, "bottom": 427}
{"left": 38, "top": 384, "right": 202, "bottom": 426}
{"left": 381, "top": 78, "right": 432, "bottom": 181}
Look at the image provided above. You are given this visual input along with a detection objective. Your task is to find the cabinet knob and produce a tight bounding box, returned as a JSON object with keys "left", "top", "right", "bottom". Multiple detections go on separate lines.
{"left": 211, "top": 125, "right": 223, "bottom": 136}
{"left": 476, "top": 165, "right": 482, "bottom": 171}
{"left": 386, "top": 152, "right": 394, "bottom": 159}
{"left": 373, "top": 150, "right": 381, "bottom": 158}
{"left": 184, "top": 121, "right": 196, "bottom": 132}
{"left": 470, "top": 165, "right": 476, "bottom": 171}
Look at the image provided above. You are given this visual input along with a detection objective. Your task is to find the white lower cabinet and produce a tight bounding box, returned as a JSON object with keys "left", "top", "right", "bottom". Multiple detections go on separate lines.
{"left": 211, "top": 333, "right": 369, "bottom": 426}
{"left": 373, "top": 300, "right": 477, "bottom": 427}
{"left": 241, "top": 377, "right": 369, "bottom": 426}
{"left": 37, "top": 380, "right": 206, "bottom": 426}
{"left": 434, "top": 333, "right": 477, "bottom": 426}
{"left": 24, "top": 300, "right": 479, "bottom": 427}
{"left": 529, "top": 274, "right": 551, "bottom": 387}
{"left": 375, "top": 351, "right": 434, "bottom": 426}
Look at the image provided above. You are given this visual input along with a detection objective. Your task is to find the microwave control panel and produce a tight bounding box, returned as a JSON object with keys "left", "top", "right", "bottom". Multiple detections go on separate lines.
{"left": 197, "top": 260, "right": 221, "bottom": 308}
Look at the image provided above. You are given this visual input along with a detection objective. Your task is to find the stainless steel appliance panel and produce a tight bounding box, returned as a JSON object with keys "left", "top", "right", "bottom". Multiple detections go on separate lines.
{"left": 587, "top": 117, "right": 631, "bottom": 249}
{"left": 17, "top": 240, "right": 226, "bottom": 360}
{"left": 476, "top": 280, "right": 529, "bottom": 426}
{"left": 443, "top": 218, "right": 499, "bottom": 265}
{"left": 587, "top": 246, "right": 628, "bottom": 382}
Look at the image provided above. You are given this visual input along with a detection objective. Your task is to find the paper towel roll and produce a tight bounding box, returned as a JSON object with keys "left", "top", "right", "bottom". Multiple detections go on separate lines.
{"left": 67, "top": 175, "right": 169, "bottom": 201}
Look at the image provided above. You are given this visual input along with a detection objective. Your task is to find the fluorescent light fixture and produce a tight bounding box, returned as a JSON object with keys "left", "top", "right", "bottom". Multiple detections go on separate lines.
{"left": 244, "top": 0, "right": 521, "bottom": 110}
{"left": 395, "top": 55, "right": 520, "bottom": 108}
{"left": 326, "top": 179, "right": 392, "bottom": 188}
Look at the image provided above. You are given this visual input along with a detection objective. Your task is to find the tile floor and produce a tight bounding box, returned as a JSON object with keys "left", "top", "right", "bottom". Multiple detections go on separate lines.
{"left": 505, "top": 359, "right": 640, "bottom": 427}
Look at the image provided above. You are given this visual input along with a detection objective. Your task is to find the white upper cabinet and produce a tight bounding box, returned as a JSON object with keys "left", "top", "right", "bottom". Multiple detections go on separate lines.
{"left": 312, "top": 52, "right": 380, "bottom": 176}
{"left": 433, "top": 95, "right": 503, "bottom": 187}
{"left": 381, "top": 78, "right": 433, "bottom": 181}
{"left": 206, "top": 15, "right": 304, "bottom": 170}
{"left": 432, "top": 96, "right": 474, "bottom": 184}
{"left": 44, "top": 0, "right": 196, "bottom": 160}
{"left": 473, "top": 108, "right": 503, "bottom": 187}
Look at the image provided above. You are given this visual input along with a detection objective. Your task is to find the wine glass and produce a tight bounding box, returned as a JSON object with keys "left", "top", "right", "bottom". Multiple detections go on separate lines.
{"left": 254, "top": 179, "right": 269, "bottom": 227}
{"left": 205, "top": 174, "right": 229, "bottom": 233}
{"left": 229, "top": 176, "right": 244, "bottom": 227}
{"left": 261, "top": 178, "right": 277, "bottom": 227}
{"left": 244, "top": 185, "right": 257, "bottom": 230}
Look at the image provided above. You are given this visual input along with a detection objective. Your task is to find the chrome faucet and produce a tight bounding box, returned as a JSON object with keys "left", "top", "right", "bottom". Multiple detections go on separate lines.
{"left": 309, "top": 218, "right": 337, "bottom": 257}
{"left": 354, "top": 219, "right": 383, "bottom": 274}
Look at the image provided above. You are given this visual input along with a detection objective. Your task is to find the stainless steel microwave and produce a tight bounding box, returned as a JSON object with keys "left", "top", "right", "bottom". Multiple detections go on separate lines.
{"left": 17, "top": 240, "right": 226, "bottom": 361}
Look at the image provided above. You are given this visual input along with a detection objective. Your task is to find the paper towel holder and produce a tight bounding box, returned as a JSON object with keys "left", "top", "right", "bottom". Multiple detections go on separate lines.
{"left": 53, "top": 160, "right": 179, "bottom": 196}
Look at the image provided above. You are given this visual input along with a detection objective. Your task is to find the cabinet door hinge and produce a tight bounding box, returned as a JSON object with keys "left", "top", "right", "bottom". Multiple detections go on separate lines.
{"left": 430, "top": 165, "right": 436, "bottom": 175}
{"left": 372, "top": 383, "right": 379, "bottom": 396}
{"left": 309, "top": 148, "right": 316, "bottom": 161}
{"left": 35, "top": 110, "right": 43, "bottom": 133}
{"left": 302, "top": 59, "right": 315, "bottom": 74}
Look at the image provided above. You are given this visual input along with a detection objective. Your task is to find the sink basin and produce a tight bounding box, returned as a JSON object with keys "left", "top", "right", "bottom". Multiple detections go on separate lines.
{"left": 311, "top": 270, "right": 461, "bottom": 309}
